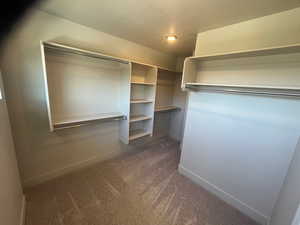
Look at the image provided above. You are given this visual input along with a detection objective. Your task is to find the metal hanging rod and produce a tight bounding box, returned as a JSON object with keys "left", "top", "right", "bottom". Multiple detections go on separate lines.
{"left": 53, "top": 114, "right": 127, "bottom": 130}
{"left": 43, "top": 42, "right": 130, "bottom": 64}
{"left": 185, "top": 83, "right": 300, "bottom": 98}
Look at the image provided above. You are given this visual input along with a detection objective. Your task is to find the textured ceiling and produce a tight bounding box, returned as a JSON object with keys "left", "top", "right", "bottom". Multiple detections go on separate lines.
{"left": 38, "top": 0, "right": 300, "bottom": 56}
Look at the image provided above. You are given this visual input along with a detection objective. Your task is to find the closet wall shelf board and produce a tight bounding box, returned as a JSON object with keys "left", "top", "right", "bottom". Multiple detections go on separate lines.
{"left": 182, "top": 43, "right": 300, "bottom": 94}
{"left": 155, "top": 106, "right": 181, "bottom": 113}
{"left": 188, "top": 43, "right": 300, "bottom": 61}
{"left": 129, "top": 129, "right": 151, "bottom": 141}
{"left": 130, "top": 115, "right": 152, "bottom": 123}
{"left": 131, "top": 82, "right": 155, "bottom": 86}
{"left": 130, "top": 99, "right": 154, "bottom": 104}
{"left": 43, "top": 41, "right": 177, "bottom": 72}
{"left": 43, "top": 41, "right": 130, "bottom": 64}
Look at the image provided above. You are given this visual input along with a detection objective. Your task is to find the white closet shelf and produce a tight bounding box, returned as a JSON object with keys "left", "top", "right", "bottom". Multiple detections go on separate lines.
{"left": 53, "top": 113, "right": 126, "bottom": 130}
{"left": 130, "top": 115, "right": 152, "bottom": 123}
{"left": 184, "top": 83, "right": 300, "bottom": 97}
{"left": 155, "top": 106, "right": 181, "bottom": 112}
{"left": 43, "top": 42, "right": 177, "bottom": 72}
{"left": 188, "top": 43, "right": 300, "bottom": 61}
{"left": 129, "top": 129, "right": 151, "bottom": 141}
{"left": 130, "top": 99, "right": 154, "bottom": 104}
{"left": 182, "top": 44, "right": 300, "bottom": 95}
{"left": 131, "top": 82, "right": 155, "bottom": 86}
{"left": 43, "top": 41, "right": 130, "bottom": 64}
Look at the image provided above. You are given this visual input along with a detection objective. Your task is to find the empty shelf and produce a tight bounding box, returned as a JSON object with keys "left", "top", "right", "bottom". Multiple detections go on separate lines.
{"left": 53, "top": 112, "right": 125, "bottom": 130}
{"left": 188, "top": 44, "right": 300, "bottom": 61}
{"left": 130, "top": 115, "right": 152, "bottom": 123}
{"left": 130, "top": 99, "right": 153, "bottom": 104}
{"left": 155, "top": 106, "right": 180, "bottom": 112}
{"left": 129, "top": 129, "right": 151, "bottom": 141}
{"left": 131, "top": 82, "right": 155, "bottom": 86}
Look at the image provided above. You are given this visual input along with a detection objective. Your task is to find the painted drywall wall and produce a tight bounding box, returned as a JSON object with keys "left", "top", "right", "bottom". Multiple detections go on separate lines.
{"left": 270, "top": 139, "right": 300, "bottom": 225}
{"left": 0, "top": 72, "right": 24, "bottom": 225}
{"left": 179, "top": 92, "right": 300, "bottom": 224}
{"left": 179, "top": 8, "right": 300, "bottom": 225}
{"left": 175, "top": 56, "right": 186, "bottom": 72}
{"left": 0, "top": 9, "right": 178, "bottom": 186}
{"left": 195, "top": 7, "right": 300, "bottom": 57}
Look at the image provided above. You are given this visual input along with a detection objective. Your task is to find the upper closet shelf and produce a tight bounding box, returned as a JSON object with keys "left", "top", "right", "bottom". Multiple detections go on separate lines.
{"left": 43, "top": 41, "right": 130, "bottom": 64}
{"left": 182, "top": 43, "right": 300, "bottom": 97}
{"left": 188, "top": 44, "right": 300, "bottom": 61}
{"left": 42, "top": 41, "right": 177, "bottom": 72}
{"left": 53, "top": 113, "right": 126, "bottom": 130}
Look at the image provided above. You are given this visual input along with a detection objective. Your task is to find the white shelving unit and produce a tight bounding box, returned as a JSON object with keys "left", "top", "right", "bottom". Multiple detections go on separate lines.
{"left": 41, "top": 41, "right": 131, "bottom": 144}
{"left": 182, "top": 44, "right": 300, "bottom": 97}
{"left": 129, "top": 62, "right": 157, "bottom": 142}
{"left": 41, "top": 41, "right": 187, "bottom": 144}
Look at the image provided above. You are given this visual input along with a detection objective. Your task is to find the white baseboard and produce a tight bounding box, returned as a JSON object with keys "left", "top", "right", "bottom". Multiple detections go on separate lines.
{"left": 178, "top": 164, "right": 269, "bottom": 225}
{"left": 19, "top": 195, "right": 26, "bottom": 225}
{"left": 23, "top": 151, "right": 121, "bottom": 188}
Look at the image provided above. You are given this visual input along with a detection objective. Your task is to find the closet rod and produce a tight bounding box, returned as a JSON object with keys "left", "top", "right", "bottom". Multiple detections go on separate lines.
{"left": 53, "top": 115, "right": 127, "bottom": 130}
{"left": 186, "top": 84, "right": 300, "bottom": 98}
{"left": 43, "top": 42, "right": 129, "bottom": 64}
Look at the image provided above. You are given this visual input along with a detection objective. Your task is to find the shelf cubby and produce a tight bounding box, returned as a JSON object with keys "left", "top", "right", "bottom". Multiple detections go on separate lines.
{"left": 129, "top": 129, "right": 151, "bottom": 141}
{"left": 41, "top": 42, "right": 131, "bottom": 141}
{"left": 128, "top": 62, "right": 157, "bottom": 142}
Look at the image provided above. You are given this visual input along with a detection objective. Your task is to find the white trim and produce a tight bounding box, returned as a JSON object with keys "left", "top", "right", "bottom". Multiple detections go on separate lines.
{"left": 19, "top": 195, "right": 26, "bottom": 225}
{"left": 292, "top": 205, "right": 300, "bottom": 225}
{"left": 178, "top": 164, "right": 269, "bottom": 225}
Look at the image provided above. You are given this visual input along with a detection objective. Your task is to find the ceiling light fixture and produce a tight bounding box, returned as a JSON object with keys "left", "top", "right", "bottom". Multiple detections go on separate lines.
{"left": 166, "top": 35, "right": 177, "bottom": 41}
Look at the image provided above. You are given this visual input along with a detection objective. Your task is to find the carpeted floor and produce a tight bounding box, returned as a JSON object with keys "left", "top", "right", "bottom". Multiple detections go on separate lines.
{"left": 25, "top": 138, "right": 259, "bottom": 225}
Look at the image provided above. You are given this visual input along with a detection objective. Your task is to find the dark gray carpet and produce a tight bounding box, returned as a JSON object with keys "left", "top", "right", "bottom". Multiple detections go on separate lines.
{"left": 25, "top": 138, "right": 259, "bottom": 225}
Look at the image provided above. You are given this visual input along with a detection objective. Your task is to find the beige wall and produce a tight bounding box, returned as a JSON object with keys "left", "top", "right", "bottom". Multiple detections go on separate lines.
{"left": 0, "top": 72, "right": 24, "bottom": 225}
{"left": 0, "top": 9, "right": 178, "bottom": 186}
{"left": 195, "top": 7, "right": 300, "bottom": 56}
